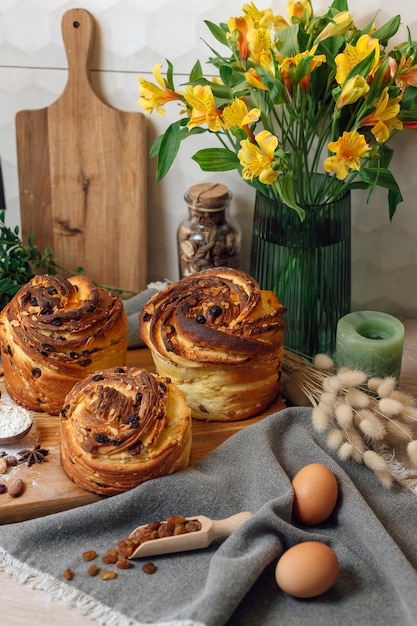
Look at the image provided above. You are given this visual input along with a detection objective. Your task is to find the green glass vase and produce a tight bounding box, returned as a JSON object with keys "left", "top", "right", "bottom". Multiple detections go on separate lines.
{"left": 250, "top": 185, "right": 351, "bottom": 357}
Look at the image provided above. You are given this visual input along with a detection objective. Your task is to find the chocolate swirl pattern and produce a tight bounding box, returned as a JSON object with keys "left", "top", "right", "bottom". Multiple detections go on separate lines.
{"left": 140, "top": 268, "right": 286, "bottom": 421}
{"left": 60, "top": 366, "right": 192, "bottom": 495}
{"left": 0, "top": 274, "right": 128, "bottom": 415}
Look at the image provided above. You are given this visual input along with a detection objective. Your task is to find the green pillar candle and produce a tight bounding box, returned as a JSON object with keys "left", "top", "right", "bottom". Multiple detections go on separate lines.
{"left": 335, "top": 311, "right": 404, "bottom": 379}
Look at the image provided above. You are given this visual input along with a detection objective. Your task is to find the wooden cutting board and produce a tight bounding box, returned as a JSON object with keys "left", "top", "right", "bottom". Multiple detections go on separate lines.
{"left": 15, "top": 8, "right": 147, "bottom": 294}
{"left": 0, "top": 349, "right": 287, "bottom": 524}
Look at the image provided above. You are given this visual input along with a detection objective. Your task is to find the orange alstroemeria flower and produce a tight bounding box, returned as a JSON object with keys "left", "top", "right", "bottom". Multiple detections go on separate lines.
{"left": 390, "top": 55, "right": 417, "bottom": 92}
{"left": 238, "top": 130, "right": 280, "bottom": 184}
{"left": 324, "top": 130, "right": 370, "bottom": 180}
{"left": 245, "top": 67, "right": 269, "bottom": 90}
{"left": 335, "top": 34, "right": 380, "bottom": 85}
{"left": 279, "top": 46, "right": 326, "bottom": 92}
{"left": 138, "top": 64, "right": 180, "bottom": 116}
{"left": 360, "top": 87, "right": 403, "bottom": 142}
{"left": 183, "top": 85, "right": 223, "bottom": 132}
{"left": 228, "top": 15, "right": 254, "bottom": 60}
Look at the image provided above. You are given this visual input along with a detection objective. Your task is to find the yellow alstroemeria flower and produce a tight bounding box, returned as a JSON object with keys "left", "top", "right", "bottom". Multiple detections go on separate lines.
{"left": 238, "top": 130, "right": 280, "bottom": 184}
{"left": 287, "top": 0, "right": 312, "bottom": 24}
{"left": 222, "top": 99, "right": 261, "bottom": 130}
{"left": 138, "top": 63, "right": 180, "bottom": 116}
{"left": 279, "top": 47, "right": 326, "bottom": 92}
{"left": 228, "top": 15, "right": 254, "bottom": 60}
{"left": 315, "top": 11, "right": 353, "bottom": 43}
{"left": 247, "top": 27, "right": 275, "bottom": 73}
{"left": 183, "top": 85, "right": 223, "bottom": 132}
{"left": 335, "top": 34, "right": 380, "bottom": 85}
{"left": 243, "top": 2, "right": 288, "bottom": 30}
{"left": 336, "top": 75, "right": 370, "bottom": 109}
{"left": 324, "top": 130, "right": 370, "bottom": 180}
{"left": 360, "top": 87, "right": 403, "bottom": 142}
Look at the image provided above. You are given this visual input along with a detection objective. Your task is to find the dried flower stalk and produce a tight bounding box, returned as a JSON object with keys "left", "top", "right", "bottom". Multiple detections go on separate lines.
{"left": 283, "top": 350, "right": 417, "bottom": 489}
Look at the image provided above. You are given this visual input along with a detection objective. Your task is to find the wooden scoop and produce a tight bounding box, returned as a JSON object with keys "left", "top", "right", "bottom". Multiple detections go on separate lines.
{"left": 129, "top": 511, "right": 253, "bottom": 559}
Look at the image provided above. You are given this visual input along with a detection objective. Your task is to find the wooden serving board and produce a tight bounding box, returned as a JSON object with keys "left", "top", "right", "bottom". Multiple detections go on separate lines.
{"left": 16, "top": 8, "right": 147, "bottom": 294}
{"left": 0, "top": 349, "right": 287, "bottom": 524}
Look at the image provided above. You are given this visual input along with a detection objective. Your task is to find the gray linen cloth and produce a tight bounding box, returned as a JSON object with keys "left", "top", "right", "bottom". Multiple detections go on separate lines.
{"left": 123, "top": 287, "right": 159, "bottom": 349}
{"left": 1, "top": 407, "right": 417, "bottom": 626}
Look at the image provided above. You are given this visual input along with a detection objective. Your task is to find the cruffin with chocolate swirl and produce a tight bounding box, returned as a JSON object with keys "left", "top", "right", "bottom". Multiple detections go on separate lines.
{"left": 0, "top": 274, "right": 128, "bottom": 415}
{"left": 140, "top": 267, "right": 286, "bottom": 421}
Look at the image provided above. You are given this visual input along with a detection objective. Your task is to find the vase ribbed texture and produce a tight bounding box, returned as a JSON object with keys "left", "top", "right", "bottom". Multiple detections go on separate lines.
{"left": 250, "top": 186, "right": 351, "bottom": 357}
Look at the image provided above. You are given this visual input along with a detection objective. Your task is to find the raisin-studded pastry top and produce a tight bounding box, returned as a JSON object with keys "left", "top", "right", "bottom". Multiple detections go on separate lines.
{"left": 60, "top": 366, "right": 192, "bottom": 495}
{"left": 0, "top": 274, "right": 128, "bottom": 415}
{"left": 139, "top": 267, "right": 286, "bottom": 421}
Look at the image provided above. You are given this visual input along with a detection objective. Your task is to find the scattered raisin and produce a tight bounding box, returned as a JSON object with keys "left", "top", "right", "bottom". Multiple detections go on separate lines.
{"left": 196, "top": 315, "right": 206, "bottom": 324}
{"left": 116, "top": 558, "right": 133, "bottom": 570}
{"left": 82, "top": 550, "right": 97, "bottom": 561}
{"left": 0, "top": 484, "right": 6, "bottom": 494}
{"left": 64, "top": 568, "right": 74, "bottom": 581}
{"left": 32, "top": 368, "right": 41, "bottom": 378}
{"left": 142, "top": 562, "right": 157, "bottom": 575}
{"left": 87, "top": 563, "right": 100, "bottom": 576}
{"left": 100, "top": 569, "right": 117, "bottom": 580}
{"left": 102, "top": 549, "right": 118, "bottom": 564}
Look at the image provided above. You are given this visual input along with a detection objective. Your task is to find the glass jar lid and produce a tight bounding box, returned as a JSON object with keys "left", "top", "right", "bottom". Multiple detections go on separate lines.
{"left": 185, "top": 183, "right": 232, "bottom": 211}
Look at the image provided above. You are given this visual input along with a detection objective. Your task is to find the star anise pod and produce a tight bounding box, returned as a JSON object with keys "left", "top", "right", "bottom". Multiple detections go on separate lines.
{"left": 17, "top": 444, "right": 49, "bottom": 467}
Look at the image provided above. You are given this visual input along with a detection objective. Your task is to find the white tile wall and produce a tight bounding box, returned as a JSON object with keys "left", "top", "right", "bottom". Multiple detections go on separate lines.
{"left": 1, "top": 0, "right": 417, "bottom": 317}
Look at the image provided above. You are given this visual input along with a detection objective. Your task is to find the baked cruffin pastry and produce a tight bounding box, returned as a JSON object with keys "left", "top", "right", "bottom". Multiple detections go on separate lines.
{"left": 0, "top": 274, "right": 128, "bottom": 415}
{"left": 60, "top": 366, "right": 192, "bottom": 495}
{"left": 139, "top": 267, "right": 286, "bottom": 421}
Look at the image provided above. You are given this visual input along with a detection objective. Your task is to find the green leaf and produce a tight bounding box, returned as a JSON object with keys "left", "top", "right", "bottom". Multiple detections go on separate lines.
{"left": 189, "top": 59, "right": 203, "bottom": 82}
{"left": 359, "top": 167, "right": 403, "bottom": 219}
{"left": 275, "top": 24, "right": 299, "bottom": 58}
{"left": 372, "top": 16, "right": 401, "bottom": 47}
{"left": 203, "top": 20, "right": 229, "bottom": 47}
{"left": 155, "top": 122, "right": 182, "bottom": 181}
{"left": 330, "top": 0, "right": 348, "bottom": 11}
{"left": 165, "top": 59, "right": 175, "bottom": 91}
{"left": 192, "top": 148, "right": 240, "bottom": 172}
{"left": 275, "top": 174, "right": 305, "bottom": 221}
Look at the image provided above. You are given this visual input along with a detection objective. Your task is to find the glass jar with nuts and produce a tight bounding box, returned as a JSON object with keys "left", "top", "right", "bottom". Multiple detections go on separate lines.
{"left": 177, "top": 183, "right": 242, "bottom": 278}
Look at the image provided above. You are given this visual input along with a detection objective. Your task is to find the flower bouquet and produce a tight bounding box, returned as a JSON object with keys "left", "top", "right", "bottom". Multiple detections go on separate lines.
{"left": 138, "top": 0, "right": 417, "bottom": 355}
{"left": 138, "top": 0, "right": 417, "bottom": 220}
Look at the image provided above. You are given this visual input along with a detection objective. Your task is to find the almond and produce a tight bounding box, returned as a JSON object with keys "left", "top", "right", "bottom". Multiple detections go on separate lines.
{"left": 0, "top": 458, "right": 7, "bottom": 474}
{"left": 8, "top": 477, "right": 24, "bottom": 498}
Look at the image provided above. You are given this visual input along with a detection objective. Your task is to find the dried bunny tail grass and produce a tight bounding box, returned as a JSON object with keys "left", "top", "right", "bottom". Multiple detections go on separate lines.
{"left": 367, "top": 377, "right": 384, "bottom": 392}
{"left": 337, "top": 441, "right": 358, "bottom": 462}
{"left": 357, "top": 409, "right": 387, "bottom": 441}
{"left": 384, "top": 418, "right": 414, "bottom": 443}
{"left": 311, "top": 406, "right": 330, "bottom": 433}
{"left": 406, "top": 440, "right": 417, "bottom": 467}
{"left": 400, "top": 406, "right": 417, "bottom": 424}
{"left": 376, "top": 376, "right": 397, "bottom": 398}
{"left": 374, "top": 470, "right": 394, "bottom": 489}
{"left": 378, "top": 397, "right": 403, "bottom": 417}
{"left": 362, "top": 451, "right": 394, "bottom": 488}
{"left": 336, "top": 368, "right": 368, "bottom": 388}
{"left": 334, "top": 402, "right": 353, "bottom": 428}
{"left": 390, "top": 389, "right": 417, "bottom": 407}
{"left": 346, "top": 428, "right": 367, "bottom": 462}
{"left": 326, "top": 428, "right": 345, "bottom": 451}
{"left": 322, "top": 376, "right": 342, "bottom": 393}
{"left": 320, "top": 392, "right": 338, "bottom": 408}
{"left": 345, "top": 388, "right": 370, "bottom": 409}
{"left": 314, "top": 353, "right": 335, "bottom": 370}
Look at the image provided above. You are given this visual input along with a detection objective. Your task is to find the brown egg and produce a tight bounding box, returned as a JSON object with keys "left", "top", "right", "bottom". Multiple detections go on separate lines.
{"left": 292, "top": 463, "right": 338, "bottom": 525}
{"left": 275, "top": 541, "right": 339, "bottom": 598}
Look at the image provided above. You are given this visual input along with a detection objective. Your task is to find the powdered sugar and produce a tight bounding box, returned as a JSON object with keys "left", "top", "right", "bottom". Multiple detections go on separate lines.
{"left": 0, "top": 395, "right": 33, "bottom": 438}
